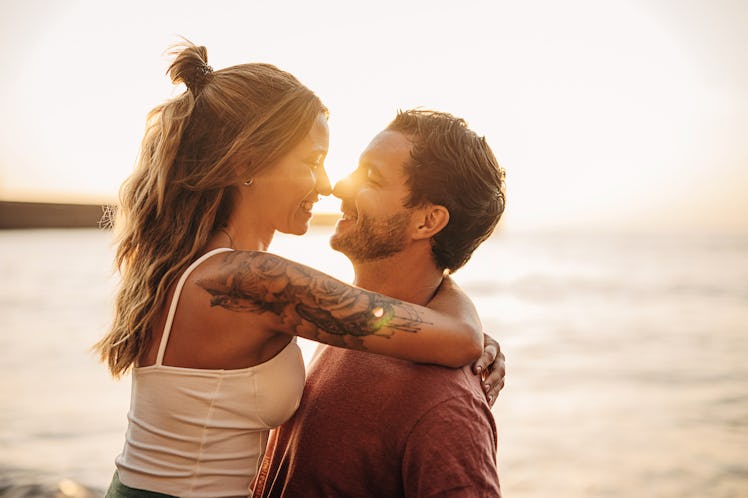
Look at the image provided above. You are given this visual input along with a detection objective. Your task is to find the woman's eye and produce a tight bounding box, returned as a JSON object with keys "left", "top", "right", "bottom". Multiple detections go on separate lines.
{"left": 307, "top": 160, "right": 322, "bottom": 171}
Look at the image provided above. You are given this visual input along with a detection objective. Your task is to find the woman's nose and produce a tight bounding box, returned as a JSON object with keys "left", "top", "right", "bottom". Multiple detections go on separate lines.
{"left": 315, "top": 167, "right": 332, "bottom": 196}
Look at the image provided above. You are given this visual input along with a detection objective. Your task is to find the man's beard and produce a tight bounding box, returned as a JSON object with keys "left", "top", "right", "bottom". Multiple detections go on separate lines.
{"left": 330, "top": 210, "right": 411, "bottom": 263}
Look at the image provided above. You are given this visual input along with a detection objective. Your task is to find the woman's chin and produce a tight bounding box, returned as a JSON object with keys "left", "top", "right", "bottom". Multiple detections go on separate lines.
{"left": 280, "top": 223, "right": 310, "bottom": 237}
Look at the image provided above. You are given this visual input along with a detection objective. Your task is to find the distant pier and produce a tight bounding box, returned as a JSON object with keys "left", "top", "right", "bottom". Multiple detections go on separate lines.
{"left": 0, "top": 201, "right": 339, "bottom": 229}
{"left": 0, "top": 201, "right": 109, "bottom": 229}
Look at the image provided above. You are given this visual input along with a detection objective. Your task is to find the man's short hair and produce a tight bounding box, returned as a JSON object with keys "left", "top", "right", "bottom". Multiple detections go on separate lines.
{"left": 387, "top": 109, "right": 506, "bottom": 272}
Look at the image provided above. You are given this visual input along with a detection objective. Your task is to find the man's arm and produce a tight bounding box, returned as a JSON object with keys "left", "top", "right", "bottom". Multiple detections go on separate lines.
{"left": 402, "top": 392, "right": 501, "bottom": 497}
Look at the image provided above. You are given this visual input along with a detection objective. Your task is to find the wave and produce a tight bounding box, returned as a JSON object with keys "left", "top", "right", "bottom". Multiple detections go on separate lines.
{"left": 0, "top": 466, "right": 103, "bottom": 498}
{"left": 462, "top": 274, "right": 748, "bottom": 302}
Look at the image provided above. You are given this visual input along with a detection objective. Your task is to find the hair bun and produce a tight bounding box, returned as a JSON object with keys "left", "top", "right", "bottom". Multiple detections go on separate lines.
{"left": 184, "top": 62, "right": 213, "bottom": 95}
{"left": 167, "top": 40, "right": 213, "bottom": 96}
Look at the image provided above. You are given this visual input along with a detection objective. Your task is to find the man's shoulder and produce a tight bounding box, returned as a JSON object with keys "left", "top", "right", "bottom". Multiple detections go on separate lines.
{"left": 408, "top": 363, "right": 483, "bottom": 395}
{"left": 385, "top": 363, "right": 488, "bottom": 421}
{"left": 310, "top": 346, "right": 486, "bottom": 412}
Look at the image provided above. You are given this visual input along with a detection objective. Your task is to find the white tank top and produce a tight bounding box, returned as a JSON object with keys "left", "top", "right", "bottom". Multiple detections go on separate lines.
{"left": 115, "top": 248, "right": 306, "bottom": 498}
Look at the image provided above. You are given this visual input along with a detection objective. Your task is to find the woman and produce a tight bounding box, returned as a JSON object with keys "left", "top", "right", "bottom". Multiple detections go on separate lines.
{"left": 97, "top": 40, "right": 503, "bottom": 498}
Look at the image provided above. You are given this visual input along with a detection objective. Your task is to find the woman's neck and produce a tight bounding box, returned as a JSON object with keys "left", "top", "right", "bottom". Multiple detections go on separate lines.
{"left": 208, "top": 225, "right": 274, "bottom": 252}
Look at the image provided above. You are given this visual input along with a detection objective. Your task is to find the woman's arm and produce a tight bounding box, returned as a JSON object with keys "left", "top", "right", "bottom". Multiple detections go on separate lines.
{"left": 196, "top": 251, "right": 482, "bottom": 367}
{"left": 426, "top": 274, "right": 482, "bottom": 333}
{"left": 428, "top": 276, "right": 506, "bottom": 405}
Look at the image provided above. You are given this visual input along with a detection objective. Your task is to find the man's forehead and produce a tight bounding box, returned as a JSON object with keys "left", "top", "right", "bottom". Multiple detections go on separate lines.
{"left": 359, "top": 130, "right": 412, "bottom": 175}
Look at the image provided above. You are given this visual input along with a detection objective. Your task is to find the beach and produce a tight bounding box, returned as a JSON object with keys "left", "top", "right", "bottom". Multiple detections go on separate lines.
{"left": 1, "top": 227, "right": 746, "bottom": 497}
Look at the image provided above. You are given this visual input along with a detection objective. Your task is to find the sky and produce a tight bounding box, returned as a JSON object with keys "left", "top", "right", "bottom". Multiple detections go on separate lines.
{"left": 0, "top": 0, "right": 746, "bottom": 233}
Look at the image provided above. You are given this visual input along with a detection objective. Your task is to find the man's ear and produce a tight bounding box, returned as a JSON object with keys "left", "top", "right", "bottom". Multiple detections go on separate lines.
{"left": 412, "top": 204, "right": 449, "bottom": 240}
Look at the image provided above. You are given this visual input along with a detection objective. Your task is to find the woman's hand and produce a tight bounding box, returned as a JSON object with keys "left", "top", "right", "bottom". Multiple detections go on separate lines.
{"left": 472, "top": 333, "right": 505, "bottom": 407}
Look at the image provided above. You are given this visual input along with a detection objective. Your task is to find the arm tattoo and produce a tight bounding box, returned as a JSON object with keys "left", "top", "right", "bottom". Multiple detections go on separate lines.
{"left": 196, "top": 251, "right": 431, "bottom": 345}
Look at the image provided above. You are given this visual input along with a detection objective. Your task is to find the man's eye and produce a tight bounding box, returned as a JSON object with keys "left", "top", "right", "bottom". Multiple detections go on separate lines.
{"left": 366, "top": 170, "right": 380, "bottom": 185}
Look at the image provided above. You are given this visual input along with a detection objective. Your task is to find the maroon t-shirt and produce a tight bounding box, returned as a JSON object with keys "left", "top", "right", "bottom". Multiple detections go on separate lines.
{"left": 253, "top": 346, "right": 501, "bottom": 497}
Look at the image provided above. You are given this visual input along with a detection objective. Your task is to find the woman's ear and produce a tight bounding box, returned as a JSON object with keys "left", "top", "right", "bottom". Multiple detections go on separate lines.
{"left": 412, "top": 204, "right": 449, "bottom": 240}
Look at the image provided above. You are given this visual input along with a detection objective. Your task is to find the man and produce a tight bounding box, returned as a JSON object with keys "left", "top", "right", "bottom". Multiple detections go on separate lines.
{"left": 253, "top": 109, "right": 506, "bottom": 497}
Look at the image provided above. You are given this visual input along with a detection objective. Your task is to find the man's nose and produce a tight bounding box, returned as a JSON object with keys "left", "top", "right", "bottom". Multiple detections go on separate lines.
{"left": 332, "top": 173, "right": 356, "bottom": 200}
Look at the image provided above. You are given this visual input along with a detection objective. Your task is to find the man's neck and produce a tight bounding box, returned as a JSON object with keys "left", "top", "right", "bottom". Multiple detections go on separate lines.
{"left": 352, "top": 251, "right": 443, "bottom": 306}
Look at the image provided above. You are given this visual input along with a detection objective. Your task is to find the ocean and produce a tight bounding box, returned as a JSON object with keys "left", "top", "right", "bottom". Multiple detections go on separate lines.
{"left": 1, "top": 227, "right": 746, "bottom": 497}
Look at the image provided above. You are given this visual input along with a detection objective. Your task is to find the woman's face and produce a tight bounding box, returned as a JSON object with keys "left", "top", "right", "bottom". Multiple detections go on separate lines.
{"left": 252, "top": 113, "right": 331, "bottom": 236}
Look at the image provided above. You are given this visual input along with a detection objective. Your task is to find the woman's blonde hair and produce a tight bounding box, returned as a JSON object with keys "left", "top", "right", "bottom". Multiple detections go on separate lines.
{"left": 95, "top": 39, "right": 327, "bottom": 377}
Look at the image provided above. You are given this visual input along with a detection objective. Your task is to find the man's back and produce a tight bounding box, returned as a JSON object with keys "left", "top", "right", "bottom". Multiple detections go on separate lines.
{"left": 253, "top": 345, "right": 501, "bottom": 497}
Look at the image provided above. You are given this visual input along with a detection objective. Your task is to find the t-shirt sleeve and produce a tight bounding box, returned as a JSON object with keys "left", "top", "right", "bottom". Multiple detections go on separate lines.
{"left": 402, "top": 394, "right": 501, "bottom": 497}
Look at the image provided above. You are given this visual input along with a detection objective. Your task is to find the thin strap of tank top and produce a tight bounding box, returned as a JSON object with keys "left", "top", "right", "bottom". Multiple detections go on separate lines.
{"left": 155, "top": 247, "right": 235, "bottom": 366}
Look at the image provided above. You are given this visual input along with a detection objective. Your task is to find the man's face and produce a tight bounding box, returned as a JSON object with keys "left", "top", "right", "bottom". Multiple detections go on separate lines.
{"left": 330, "top": 130, "right": 415, "bottom": 263}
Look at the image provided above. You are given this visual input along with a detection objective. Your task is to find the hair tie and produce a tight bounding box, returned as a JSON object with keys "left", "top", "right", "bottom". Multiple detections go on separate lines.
{"left": 199, "top": 62, "right": 213, "bottom": 76}
{"left": 185, "top": 62, "right": 213, "bottom": 95}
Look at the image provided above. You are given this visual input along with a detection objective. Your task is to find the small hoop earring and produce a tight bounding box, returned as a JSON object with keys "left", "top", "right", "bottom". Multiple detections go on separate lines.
{"left": 243, "top": 179, "right": 254, "bottom": 187}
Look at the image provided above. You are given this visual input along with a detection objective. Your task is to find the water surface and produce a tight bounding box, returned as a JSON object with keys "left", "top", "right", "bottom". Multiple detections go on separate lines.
{"left": 1, "top": 228, "right": 746, "bottom": 497}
